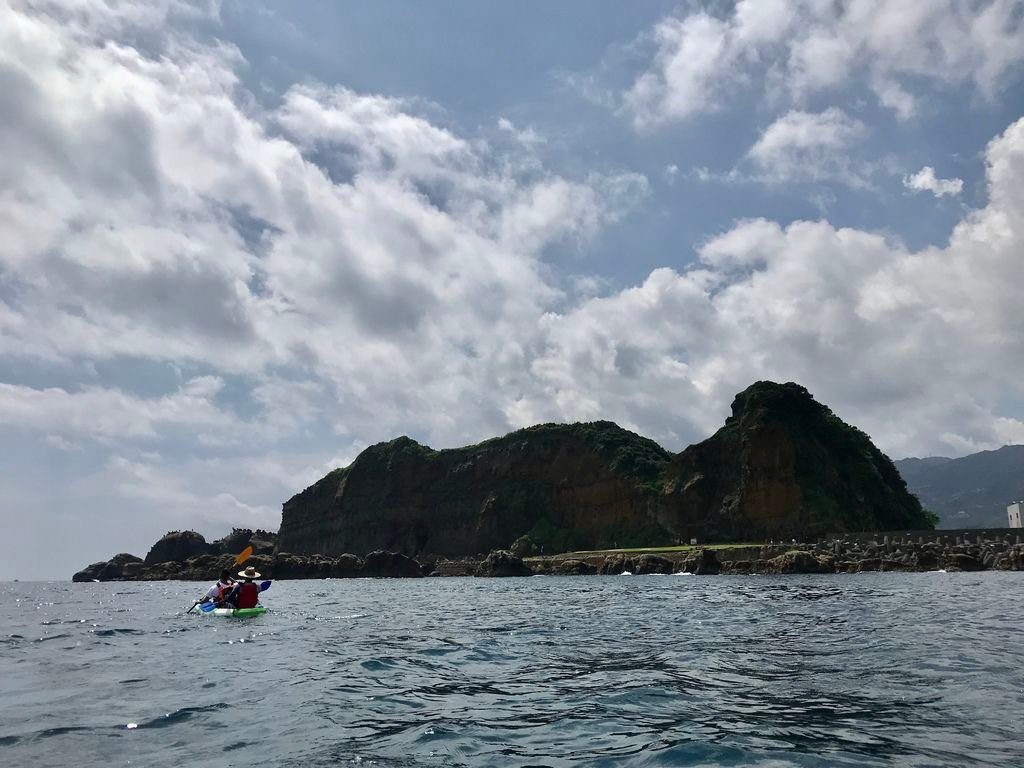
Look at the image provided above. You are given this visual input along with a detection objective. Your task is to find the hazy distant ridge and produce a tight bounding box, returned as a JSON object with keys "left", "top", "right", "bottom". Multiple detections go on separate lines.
{"left": 895, "top": 446, "right": 1024, "bottom": 528}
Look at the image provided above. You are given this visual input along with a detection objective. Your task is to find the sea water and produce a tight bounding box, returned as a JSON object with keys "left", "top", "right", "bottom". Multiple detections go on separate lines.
{"left": 1, "top": 574, "right": 1022, "bottom": 767}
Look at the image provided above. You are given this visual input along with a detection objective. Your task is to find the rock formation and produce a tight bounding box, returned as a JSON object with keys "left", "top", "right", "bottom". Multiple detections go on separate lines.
{"left": 660, "top": 381, "right": 931, "bottom": 542}
{"left": 276, "top": 422, "right": 673, "bottom": 559}
{"left": 278, "top": 381, "right": 932, "bottom": 559}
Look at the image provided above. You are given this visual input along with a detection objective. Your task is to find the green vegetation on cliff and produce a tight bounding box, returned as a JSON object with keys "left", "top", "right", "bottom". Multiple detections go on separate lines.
{"left": 278, "top": 381, "right": 932, "bottom": 559}
{"left": 664, "top": 381, "right": 931, "bottom": 540}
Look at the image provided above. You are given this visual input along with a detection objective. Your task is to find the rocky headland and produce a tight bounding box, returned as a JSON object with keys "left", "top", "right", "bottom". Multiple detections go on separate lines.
{"left": 78, "top": 380, "right": 1008, "bottom": 582}
{"left": 275, "top": 381, "right": 933, "bottom": 560}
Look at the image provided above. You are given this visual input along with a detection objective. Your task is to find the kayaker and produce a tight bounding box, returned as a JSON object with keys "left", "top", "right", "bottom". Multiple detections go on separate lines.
{"left": 223, "top": 565, "right": 261, "bottom": 609}
{"left": 200, "top": 570, "right": 235, "bottom": 606}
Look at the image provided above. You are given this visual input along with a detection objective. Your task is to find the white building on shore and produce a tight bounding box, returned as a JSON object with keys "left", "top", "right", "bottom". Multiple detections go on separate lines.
{"left": 1009, "top": 502, "right": 1024, "bottom": 528}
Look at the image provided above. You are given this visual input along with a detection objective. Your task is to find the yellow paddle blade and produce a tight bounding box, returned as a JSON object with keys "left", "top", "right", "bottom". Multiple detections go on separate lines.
{"left": 234, "top": 545, "right": 254, "bottom": 565}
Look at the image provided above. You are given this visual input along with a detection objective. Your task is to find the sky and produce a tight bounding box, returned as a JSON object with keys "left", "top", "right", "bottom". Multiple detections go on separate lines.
{"left": 2, "top": 0, "right": 1024, "bottom": 579}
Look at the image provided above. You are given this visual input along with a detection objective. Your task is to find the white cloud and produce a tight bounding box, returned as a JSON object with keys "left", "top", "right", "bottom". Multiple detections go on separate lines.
{"left": 746, "top": 108, "right": 868, "bottom": 186}
{"left": 515, "top": 115, "right": 1024, "bottom": 457}
{"left": 4, "top": 1, "right": 1024, "bottom": 579}
{"left": 0, "top": 377, "right": 233, "bottom": 441}
{"left": 620, "top": 0, "right": 1024, "bottom": 127}
{"left": 903, "top": 166, "right": 964, "bottom": 197}
{"left": 497, "top": 117, "right": 544, "bottom": 146}
{"left": 0, "top": 0, "right": 646, "bottom": 450}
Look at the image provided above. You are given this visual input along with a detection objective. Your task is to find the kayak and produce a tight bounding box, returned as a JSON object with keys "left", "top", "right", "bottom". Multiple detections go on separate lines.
{"left": 197, "top": 606, "right": 267, "bottom": 618}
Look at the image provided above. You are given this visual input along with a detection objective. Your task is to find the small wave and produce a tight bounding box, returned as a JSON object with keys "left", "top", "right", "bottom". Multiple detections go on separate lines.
{"left": 135, "top": 703, "right": 231, "bottom": 730}
{"left": 33, "top": 633, "right": 72, "bottom": 643}
{"left": 34, "top": 725, "right": 94, "bottom": 740}
{"left": 90, "top": 628, "right": 144, "bottom": 637}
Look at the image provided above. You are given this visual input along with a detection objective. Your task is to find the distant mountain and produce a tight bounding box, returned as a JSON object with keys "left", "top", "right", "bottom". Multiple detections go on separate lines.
{"left": 895, "top": 445, "right": 1024, "bottom": 528}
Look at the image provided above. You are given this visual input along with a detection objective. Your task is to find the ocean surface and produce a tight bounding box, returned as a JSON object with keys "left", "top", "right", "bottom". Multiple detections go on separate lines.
{"left": 2, "top": 574, "right": 1022, "bottom": 768}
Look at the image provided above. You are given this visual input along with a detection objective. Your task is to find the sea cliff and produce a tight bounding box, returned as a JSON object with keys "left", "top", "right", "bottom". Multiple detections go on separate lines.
{"left": 276, "top": 381, "right": 932, "bottom": 559}
{"left": 74, "top": 380, "right": 947, "bottom": 581}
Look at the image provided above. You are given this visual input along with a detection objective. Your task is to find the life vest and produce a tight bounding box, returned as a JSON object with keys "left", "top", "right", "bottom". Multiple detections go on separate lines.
{"left": 237, "top": 581, "right": 259, "bottom": 609}
{"left": 216, "top": 582, "right": 233, "bottom": 601}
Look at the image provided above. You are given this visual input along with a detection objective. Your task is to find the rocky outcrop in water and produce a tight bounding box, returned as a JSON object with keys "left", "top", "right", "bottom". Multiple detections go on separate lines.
{"left": 141, "top": 528, "right": 278, "bottom": 566}
{"left": 73, "top": 553, "right": 142, "bottom": 582}
{"left": 276, "top": 381, "right": 932, "bottom": 560}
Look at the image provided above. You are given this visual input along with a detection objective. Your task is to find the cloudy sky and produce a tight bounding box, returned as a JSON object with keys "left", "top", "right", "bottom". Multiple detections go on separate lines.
{"left": 3, "top": 0, "right": 1024, "bottom": 578}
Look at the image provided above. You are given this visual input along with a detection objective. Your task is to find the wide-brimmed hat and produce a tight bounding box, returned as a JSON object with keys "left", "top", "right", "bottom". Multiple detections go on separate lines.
{"left": 238, "top": 565, "right": 261, "bottom": 579}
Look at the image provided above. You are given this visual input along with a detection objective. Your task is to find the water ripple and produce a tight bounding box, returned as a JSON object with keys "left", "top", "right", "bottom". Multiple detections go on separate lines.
{"left": 2, "top": 575, "right": 1023, "bottom": 766}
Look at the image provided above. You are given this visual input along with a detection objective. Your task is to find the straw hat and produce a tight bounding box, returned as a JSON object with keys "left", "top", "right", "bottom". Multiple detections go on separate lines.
{"left": 238, "top": 565, "right": 261, "bottom": 579}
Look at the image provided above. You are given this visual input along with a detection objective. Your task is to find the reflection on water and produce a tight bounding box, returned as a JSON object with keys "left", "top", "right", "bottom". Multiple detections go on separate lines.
{"left": 1, "top": 574, "right": 1022, "bottom": 767}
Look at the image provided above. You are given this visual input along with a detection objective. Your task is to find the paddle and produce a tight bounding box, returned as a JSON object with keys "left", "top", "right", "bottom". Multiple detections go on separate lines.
{"left": 235, "top": 545, "right": 254, "bottom": 566}
{"left": 186, "top": 546, "right": 256, "bottom": 613}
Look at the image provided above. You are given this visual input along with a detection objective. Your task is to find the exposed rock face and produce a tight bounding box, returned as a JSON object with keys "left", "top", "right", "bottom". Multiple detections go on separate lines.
{"left": 97, "top": 553, "right": 144, "bottom": 581}
{"left": 144, "top": 531, "right": 210, "bottom": 565}
{"left": 362, "top": 550, "right": 424, "bottom": 578}
{"left": 759, "top": 551, "right": 834, "bottom": 575}
{"left": 600, "top": 554, "right": 636, "bottom": 575}
{"left": 478, "top": 550, "right": 532, "bottom": 577}
{"left": 277, "top": 382, "right": 931, "bottom": 560}
{"left": 277, "top": 422, "right": 673, "bottom": 559}
{"left": 662, "top": 382, "right": 931, "bottom": 542}
{"left": 73, "top": 562, "right": 108, "bottom": 582}
{"left": 635, "top": 555, "right": 673, "bottom": 574}
{"left": 553, "top": 559, "right": 597, "bottom": 576}
{"left": 210, "top": 528, "right": 278, "bottom": 557}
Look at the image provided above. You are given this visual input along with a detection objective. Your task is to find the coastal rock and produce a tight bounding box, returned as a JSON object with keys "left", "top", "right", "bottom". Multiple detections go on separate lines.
{"left": 97, "top": 553, "right": 143, "bottom": 581}
{"left": 553, "top": 559, "right": 597, "bottom": 576}
{"left": 680, "top": 549, "right": 721, "bottom": 575}
{"left": 943, "top": 553, "right": 985, "bottom": 572}
{"left": 144, "top": 531, "right": 209, "bottom": 565}
{"left": 510, "top": 535, "right": 539, "bottom": 558}
{"left": 635, "top": 555, "right": 673, "bottom": 575}
{"left": 72, "top": 553, "right": 143, "bottom": 582}
{"left": 478, "top": 550, "right": 532, "bottom": 577}
{"left": 600, "top": 554, "right": 636, "bottom": 575}
{"left": 211, "top": 528, "right": 278, "bottom": 557}
{"left": 760, "top": 551, "right": 834, "bottom": 574}
{"left": 361, "top": 550, "right": 424, "bottom": 578}
{"left": 72, "top": 562, "right": 107, "bottom": 582}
